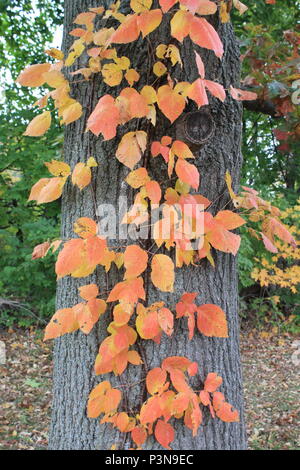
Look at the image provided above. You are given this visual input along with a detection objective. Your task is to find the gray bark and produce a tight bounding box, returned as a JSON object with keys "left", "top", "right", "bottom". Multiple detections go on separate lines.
{"left": 49, "top": 0, "right": 247, "bottom": 450}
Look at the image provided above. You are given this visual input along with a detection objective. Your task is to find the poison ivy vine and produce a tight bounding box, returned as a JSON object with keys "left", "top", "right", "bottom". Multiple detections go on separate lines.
{"left": 16, "top": 0, "right": 297, "bottom": 449}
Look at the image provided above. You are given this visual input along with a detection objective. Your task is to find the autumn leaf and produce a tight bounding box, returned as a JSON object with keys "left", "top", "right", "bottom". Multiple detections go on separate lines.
{"left": 28, "top": 177, "right": 66, "bottom": 204}
{"left": 151, "top": 254, "right": 175, "bottom": 292}
{"left": 45, "top": 160, "right": 71, "bottom": 177}
{"left": 116, "top": 131, "right": 147, "bottom": 169}
{"left": 73, "top": 217, "right": 98, "bottom": 238}
{"left": 71, "top": 162, "right": 92, "bottom": 190}
{"left": 212, "top": 392, "right": 239, "bottom": 422}
{"left": 24, "top": 111, "right": 52, "bottom": 137}
{"left": 146, "top": 367, "right": 167, "bottom": 395}
{"left": 16, "top": 63, "right": 51, "bottom": 87}
{"left": 87, "top": 95, "right": 120, "bottom": 140}
{"left": 131, "top": 426, "right": 147, "bottom": 447}
{"left": 175, "top": 159, "right": 199, "bottom": 190}
{"left": 204, "top": 372, "right": 222, "bottom": 392}
{"left": 107, "top": 277, "right": 146, "bottom": 304}
{"left": 138, "top": 9, "right": 162, "bottom": 37}
{"left": 110, "top": 14, "right": 140, "bottom": 44}
{"left": 197, "top": 304, "right": 228, "bottom": 337}
{"left": 230, "top": 86, "right": 257, "bottom": 101}
{"left": 78, "top": 284, "right": 99, "bottom": 301}
{"left": 190, "top": 17, "right": 224, "bottom": 58}
{"left": 157, "top": 85, "right": 186, "bottom": 123}
{"left": 155, "top": 420, "right": 175, "bottom": 449}
{"left": 124, "top": 244, "right": 148, "bottom": 279}
{"left": 157, "top": 307, "right": 174, "bottom": 336}
{"left": 126, "top": 167, "right": 150, "bottom": 188}
{"left": 44, "top": 308, "right": 78, "bottom": 341}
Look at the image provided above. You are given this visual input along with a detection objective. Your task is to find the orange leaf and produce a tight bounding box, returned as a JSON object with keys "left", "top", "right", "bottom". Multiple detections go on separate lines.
{"left": 116, "top": 131, "right": 147, "bottom": 169}
{"left": 71, "top": 163, "right": 92, "bottom": 190}
{"left": 44, "top": 308, "right": 78, "bottom": 341}
{"left": 138, "top": 9, "right": 162, "bottom": 37}
{"left": 73, "top": 217, "right": 97, "bottom": 238}
{"left": 61, "top": 101, "right": 83, "bottom": 125}
{"left": 124, "top": 244, "right": 148, "bottom": 279}
{"left": 126, "top": 167, "right": 150, "bottom": 188}
{"left": 230, "top": 86, "right": 257, "bottom": 101}
{"left": 55, "top": 238, "right": 85, "bottom": 277}
{"left": 212, "top": 392, "right": 239, "bottom": 422}
{"left": 171, "top": 140, "right": 194, "bottom": 160}
{"left": 136, "top": 309, "right": 161, "bottom": 340}
{"left": 16, "top": 63, "right": 51, "bottom": 87}
{"left": 175, "top": 159, "right": 199, "bottom": 190}
{"left": 119, "top": 87, "right": 149, "bottom": 119}
{"left": 45, "top": 160, "right": 71, "bottom": 177}
{"left": 157, "top": 307, "right": 174, "bottom": 336}
{"left": 188, "top": 79, "right": 208, "bottom": 107}
{"left": 154, "top": 420, "right": 175, "bottom": 450}
{"left": 131, "top": 426, "right": 147, "bottom": 447}
{"left": 145, "top": 180, "right": 162, "bottom": 204}
{"left": 140, "top": 397, "right": 162, "bottom": 425}
{"left": 78, "top": 284, "right": 99, "bottom": 301}
{"left": 190, "top": 17, "right": 224, "bottom": 58}
{"left": 162, "top": 356, "right": 194, "bottom": 373}
{"left": 107, "top": 277, "right": 145, "bottom": 304}
{"left": 204, "top": 372, "right": 222, "bottom": 392}
{"left": 87, "top": 95, "right": 120, "bottom": 140}
{"left": 159, "top": 0, "right": 177, "bottom": 12}
{"left": 196, "top": 0, "right": 217, "bottom": 15}
{"left": 197, "top": 304, "right": 228, "bottom": 337}
{"left": 206, "top": 223, "right": 241, "bottom": 255}
{"left": 146, "top": 367, "right": 167, "bottom": 395}
{"left": 214, "top": 210, "right": 246, "bottom": 230}
{"left": 151, "top": 254, "right": 175, "bottom": 292}
{"left": 115, "top": 412, "right": 130, "bottom": 432}
{"left": 110, "top": 14, "right": 140, "bottom": 44}
{"left": 157, "top": 85, "right": 186, "bottom": 123}
{"left": 125, "top": 68, "right": 140, "bottom": 86}
{"left": 24, "top": 111, "right": 51, "bottom": 137}
{"left": 204, "top": 79, "right": 226, "bottom": 102}
{"left": 28, "top": 177, "right": 66, "bottom": 204}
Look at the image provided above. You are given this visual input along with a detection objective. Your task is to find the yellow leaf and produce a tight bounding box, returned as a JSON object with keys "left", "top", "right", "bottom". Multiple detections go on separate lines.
{"left": 24, "top": 111, "right": 51, "bottom": 137}
{"left": 87, "top": 157, "right": 98, "bottom": 167}
{"left": 102, "top": 63, "right": 123, "bottom": 87}
{"left": 43, "top": 70, "right": 67, "bottom": 88}
{"left": 60, "top": 101, "right": 83, "bottom": 125}
{"left": 125, "top": 68, "right": 140, "bottom": 86}
{"left": 151, "top": 254, "right": 175, "bottom": 292}
{"left": 44, "top": 48, "right": 64, "bottom": 60}
{"left": 131, "top": 0, "right": 152, "bottom": 13}
{"left": 153, "top": 61, "right": 167, "bottom": 77}
{"left": 45, "top": 160, "right": 71, "bottom": 177}
{"left": 72, "top": 163, "right": 92, "bottom": 190}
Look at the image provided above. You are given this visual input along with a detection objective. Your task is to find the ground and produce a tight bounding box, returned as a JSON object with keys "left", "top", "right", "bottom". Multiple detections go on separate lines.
{"left": 0, "top": 328, "right": 299, "bottom": 450}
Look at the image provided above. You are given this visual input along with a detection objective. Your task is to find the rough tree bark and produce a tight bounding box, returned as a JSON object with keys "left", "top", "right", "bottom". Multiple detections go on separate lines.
{"left": 49, "top": 0, "right": 247, "bottom": 450}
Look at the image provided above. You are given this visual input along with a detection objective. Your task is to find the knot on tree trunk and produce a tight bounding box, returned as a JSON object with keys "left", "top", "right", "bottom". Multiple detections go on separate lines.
{"left": 175, "top": 108, "right": 215, "bottom": 151}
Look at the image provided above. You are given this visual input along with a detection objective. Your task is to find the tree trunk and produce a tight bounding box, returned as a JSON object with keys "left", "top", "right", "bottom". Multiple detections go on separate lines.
{"left": 49, "top": 0, "right": 247, "bottom": 450}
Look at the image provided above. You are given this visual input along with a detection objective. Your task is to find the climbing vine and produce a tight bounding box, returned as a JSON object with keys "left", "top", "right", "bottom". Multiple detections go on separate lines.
{"left": 17, "top": 0, "right": 297, "bottom": 449}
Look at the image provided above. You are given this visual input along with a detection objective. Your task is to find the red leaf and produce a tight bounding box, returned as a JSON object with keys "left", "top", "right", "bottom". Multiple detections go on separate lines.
{"left": 154, "top": 420, "right": 175, "bottom": 449}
